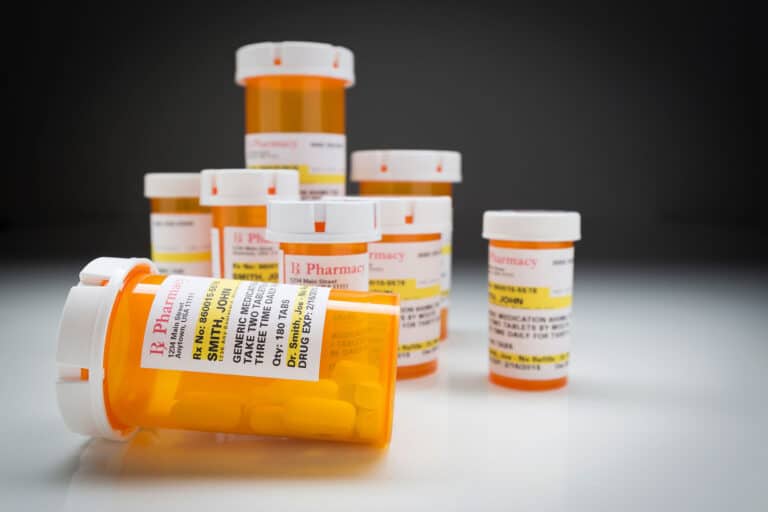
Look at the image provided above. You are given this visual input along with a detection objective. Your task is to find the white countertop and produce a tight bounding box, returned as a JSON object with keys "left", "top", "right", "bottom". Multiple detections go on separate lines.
{"left": 1, "top": 262, "right": 766, "bottom": 511}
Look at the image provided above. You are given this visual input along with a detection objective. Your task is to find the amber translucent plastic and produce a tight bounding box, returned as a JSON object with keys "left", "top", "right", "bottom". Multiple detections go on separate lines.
{"left": 211, "top": 205, "right": 273, "bottom": 280}
{"left": 150, "top": 198, "right": 209, "bottom": 215}
{"left": 244, "top": 76, "right": 345, "bottom": 134}
{"left": 488, "top": 239, "right": 574, "bottom": 392}
{"left": 279, "top": 242, "right": 367, "bottom": 257}
{"left": 359, "top": 182, "right": 453, "bottom": 341}
{"left": 373, "top": 233, "right": 441, "bottom": 379}
{"left": 102, "top": 267, "right": 399, "bottom": 445}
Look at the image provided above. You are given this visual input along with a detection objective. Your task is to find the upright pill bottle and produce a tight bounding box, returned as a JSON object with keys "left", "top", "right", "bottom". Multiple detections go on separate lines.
{"left": 267, "top": 200, "right": 380, "bottom": 291}
{"left": 200, "top": 169, "right": 299, "bottom": 282}
{"left": 144, "top": 173, "right": 211, "bottom": 276}
{"left": 351, "top": 150, "right": 461, "bottom": 341}
{"left": 236, "top": 41, "right": 353, "bottom": 200}
{"left": 482, "top": 211, "right": 581, "bottom": 391}
{"left": 55, "top": 257, "right": 400, "bottom": 445}
{"left": 353, "top": 196, "right": 451, "bottom": 379}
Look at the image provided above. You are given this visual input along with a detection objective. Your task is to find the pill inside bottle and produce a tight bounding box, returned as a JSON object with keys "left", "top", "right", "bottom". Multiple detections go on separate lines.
{"left": 351, "top": 150, "right": 461, "bottom": 341}
{"left": 267, "top": 199, "right": 381, "bottom": 291}
{"left": 55, "top": 257, "right": 400, "bottom": 445}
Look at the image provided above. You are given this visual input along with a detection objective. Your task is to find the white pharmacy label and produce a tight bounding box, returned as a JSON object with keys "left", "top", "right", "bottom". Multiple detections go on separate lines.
{"left": 141, "top": 276, "right": 330, "bottom": 381}
{"left": 212, "top": 227, "right": 280, "bottom": 282}
{"left": 244, "top": 132, "right": 346, "bottom": 199}
{"left": 369, "top": 240, "right": 442, "bottom": 367}
{"left": 280, "top": 252, "right": 369, "bottom": 291}
{"left": 150, "top": 213, "right": 212, "bottom": 276}
{"left": 440, "top": 229, "right": 452, "bottom": 309}
{"left": 488, "top": 246, "right": 574, "bottom": 380}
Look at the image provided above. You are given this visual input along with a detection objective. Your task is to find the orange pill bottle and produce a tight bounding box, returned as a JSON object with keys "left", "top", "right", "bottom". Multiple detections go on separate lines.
{"left": 351, "top": 150, "right": 461, "bottom": 341}
{"left": 55, "top": 257, "right": 400, "bottom": 445}
{"left": 482, "top": 211, "right": 581, "bottom": 391}
{"left": 144, "top": 173, "right": 211, "bottom": 276}
{"left": 200, "top": 169, "right": 298, "bottom": 282}
{"left": 267, "top": 200, "right": 381, "bottom": 291}
{"left": 236, "top": 41, "right": 354, "bottom": 199}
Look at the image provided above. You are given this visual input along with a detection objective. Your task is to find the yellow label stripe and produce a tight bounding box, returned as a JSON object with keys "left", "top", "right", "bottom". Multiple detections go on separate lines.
{"left": 441, "top": 245, "right": 452, "bottom": 255}
{"left": 489, "top": 348, "right": 569, "bottom": 364}
{"left": 151, "top": 250, "right": 211, "bottom": 263}
{"left": 399, "top": 338, "right": 439, "bottom": 354}
{"left": 369, "top": 279, "right": 441, "bottom": 301}
{"left": 193, "top": 279, "right": 239, "bottom": 363}
{"left": 286, "top": 286, "right": 310, "bottom": 368}
{"left": 233, "top": 262, "right": 279, "bottom": 282}
{"left": 247, "top": 164, "right": 345, "bottom": 185}
{"left": 488, "top": 283, "right": 572, "bottom": 309}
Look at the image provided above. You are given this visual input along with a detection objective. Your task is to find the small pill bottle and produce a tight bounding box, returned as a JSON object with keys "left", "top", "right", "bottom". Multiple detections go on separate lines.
{"left": 200, "top": 169, "right": 299, "bottom": 282}
{"left": 350, "top": 196, "right": 450, "bottom": 379}
{"left": 266, "top": 200, "right": 381, "bottom": 291}
{"left": 55, "top": 257, "right": 400, "bottom": 445}
{"left": 236, "top": 41, "right": 354, "bottom": 200}
{"left": 351, "top": 150, "right": 461, "bottom": 341}
{"left": 144, "top": 173, "right": 211, "bottom": 276}
{"left": 482, "top": 211, "right": 581, "bottom": 391}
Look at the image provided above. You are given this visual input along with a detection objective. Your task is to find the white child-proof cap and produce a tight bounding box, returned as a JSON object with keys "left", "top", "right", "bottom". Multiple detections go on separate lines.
{"left": 267, "top": 200, "right": 381, "bottom": 244}
{"left": 144, "top": 173, "right": 201, "bottom": 198}
{"left": 200, "top": 169, "right": 300, "bottom": 206}
{"left": 56, "top": 257, "right": 157, "bottom": 440}
{"left": 236, "top": 41, "right": 355, "bottom": 87}
{"left": 350, "top": 150, "right": 462, "bottom": 183}
{"left": 482, "top": 211, "right": 581, "bottom": 242}
{"left": 326, "top": 196, "right": 452, "bottom": 235}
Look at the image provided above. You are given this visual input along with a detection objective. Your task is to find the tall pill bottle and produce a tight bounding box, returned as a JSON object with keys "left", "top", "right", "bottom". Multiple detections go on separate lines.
{"left": 144, "top": 173, "right": 211, "bottom": 276}
{"left": 55, "top": 257, "right": 400, "bottom": 445}
{"left": 482, "top": 211, "right": 581, "bottom": 391}
{"left": 236, "top": 41, "right": 353, "bottom": 200}
{"left": 357, "top": 196, "right": 451, "bottom": 379}
{"left": 200, "top": 169, "right": 299, "bottom": 282}
{"left": 267, "top": 200, "right": 380, "bottom": 291}
{"left": 351, "top": 150, "right": 461, "bottom": 341}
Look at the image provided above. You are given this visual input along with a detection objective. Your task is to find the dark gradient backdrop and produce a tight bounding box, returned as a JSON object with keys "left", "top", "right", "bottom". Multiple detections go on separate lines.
{"left": 4, "top": 2, "right": 761, "bottom": 264}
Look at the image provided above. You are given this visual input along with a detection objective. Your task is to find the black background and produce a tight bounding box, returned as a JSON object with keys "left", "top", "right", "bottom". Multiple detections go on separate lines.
{"left": 4, "top": 2, "right": 762, "bottom": 264}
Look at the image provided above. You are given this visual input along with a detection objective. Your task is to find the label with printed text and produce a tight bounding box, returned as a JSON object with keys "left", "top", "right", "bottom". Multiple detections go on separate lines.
{"left": 369, "top": 240, "right": 442, "bottom": 367}
{"left": 280, "top": 252, "right": 369, "bottom": 291}
{"left": 150, "top": 213, "right": 212, "bottom": 276}
{"left": 488, "top": 246, "right": 574, "bottom": 380}
{"left": 440, "top": 230, "right": 452, "bottom": 309}
{"left": 244, "top": 132, "right": 346, "bottom": 199}
{"left": 211, "top": 227, "right": 280, "bottom": 282}
{"left": 141, "top": 276, "right": 330, "bottom": 381}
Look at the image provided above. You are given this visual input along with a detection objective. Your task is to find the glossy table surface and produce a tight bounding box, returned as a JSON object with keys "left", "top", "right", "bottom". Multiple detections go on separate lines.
{"left": 1, "top": 262, "right": 766, "bottom": 511}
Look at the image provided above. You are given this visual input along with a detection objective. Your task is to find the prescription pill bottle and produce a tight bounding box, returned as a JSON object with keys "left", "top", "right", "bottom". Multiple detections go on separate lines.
{"left": 267, "top": 200, "right": 380, "bottom": 291}
{"left": 200, "top": 169, "right": 299, "bottom": 282}
{"left": 351, "top": 150, "right": 461, "bottom": 341}
{"left": 144, "top": 173, "right": 211, "bottom": 276}
{"left": 482, "top": 211, "right": 581, "bottom": 391}
{"left": 55, "top": 257, "right": 400, "bottom": 445}
{"left": 334, "top": 196, "right": 451, "bottom": 379}
{"left": 236, "top": 41, "right": 353, "bottom": 200}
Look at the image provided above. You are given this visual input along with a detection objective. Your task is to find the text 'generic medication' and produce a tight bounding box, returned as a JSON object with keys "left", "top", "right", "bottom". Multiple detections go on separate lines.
{"left": 351, "top": 150, "right": 461, "bottom": 341}
{"left": 236, "top": 41, "right": 354, "bottom": 200}
{"left": 55, "top": 257, "right": 400, "bottom": 445}
{"left": 200, "top": 169, "right": 299, "bottom": 282}
{"left": 482, "top": 211, "right": 581, "bottom": 391}
{"left": 355, "top": 196, "right": 451, "bottom": 379}
{"left": 144, "top": 173, "right": 211, "bottom": 276}
{"left": 267, "top": 200, "right": 381, "bottom": 291}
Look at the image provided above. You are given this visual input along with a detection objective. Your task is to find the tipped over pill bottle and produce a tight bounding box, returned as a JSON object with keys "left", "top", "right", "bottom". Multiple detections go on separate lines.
{"left": 482, "top": 211, "right": 581, "bottom": 391}
{"left": 351, "top": 150, "right": 461, "bottom": 341}
{"left": 236, "top": 41, "right": 353, "bottom": 199}
{"left": 55, "top": 257, "right": 400, "bottom": 445}
{"left": 200, "top": 169, "right": 299, "bottom": 282}
{"left": 267, "top": 200, "right": 381, "bottom": 291}
{"left": 144, "top": 173, "right": 211, "bottom": 276}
